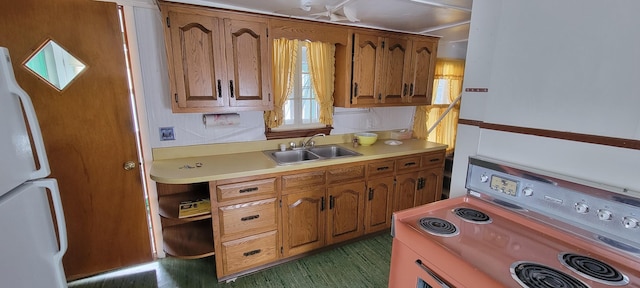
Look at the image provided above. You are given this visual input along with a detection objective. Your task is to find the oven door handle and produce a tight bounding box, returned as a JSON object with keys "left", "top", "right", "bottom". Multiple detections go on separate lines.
{"left": 415, "top": 259, "right": 453, "bottom": 288}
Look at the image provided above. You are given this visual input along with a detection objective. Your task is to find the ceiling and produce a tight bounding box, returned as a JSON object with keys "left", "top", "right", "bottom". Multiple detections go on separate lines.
{"left": 166, "top": 0, "right": 473, "bottom": 43}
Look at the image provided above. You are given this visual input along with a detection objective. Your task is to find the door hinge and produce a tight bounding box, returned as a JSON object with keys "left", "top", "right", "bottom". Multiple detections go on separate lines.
{"left": 166, "top": 16, "right": 170, "bottom": 28}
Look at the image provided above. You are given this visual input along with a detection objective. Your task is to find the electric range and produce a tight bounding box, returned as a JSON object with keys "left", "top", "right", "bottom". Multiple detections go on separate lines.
{"left": 389, "top": 156, "right": 640, "bottom": 288}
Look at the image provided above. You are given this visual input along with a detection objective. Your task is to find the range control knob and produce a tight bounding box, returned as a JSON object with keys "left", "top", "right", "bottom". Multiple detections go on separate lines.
{"left": 574, "top": 203, "right": 589, "bottom": 214}
{"left": 623, "top": 217, "right": 639, "bottom": 229}
{"left": 597, "top": 209, "right": 613, "bottom": 221}
{"left": 480, "top": 174, "right": 489, "bottom": 183}
{"left": 522, "top": 187, "right": 534, "bottom": 197}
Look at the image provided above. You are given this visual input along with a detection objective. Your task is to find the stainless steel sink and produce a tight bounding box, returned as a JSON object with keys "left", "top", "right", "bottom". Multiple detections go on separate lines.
{"left": 309, "top": 145, "right": 361, "bottom": 158}
{"left": 264, "top": 145, "right": 361, "bottom": 165}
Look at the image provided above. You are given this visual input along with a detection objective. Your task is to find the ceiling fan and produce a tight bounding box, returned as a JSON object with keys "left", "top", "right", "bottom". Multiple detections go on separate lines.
{"left": 303, "top": 0, "right": 360, "bottom": 22}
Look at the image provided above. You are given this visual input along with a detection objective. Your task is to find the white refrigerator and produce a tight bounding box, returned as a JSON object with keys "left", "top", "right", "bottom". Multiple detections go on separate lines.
{"left": 0, "top": 47, "right": 68, "bottom": 287}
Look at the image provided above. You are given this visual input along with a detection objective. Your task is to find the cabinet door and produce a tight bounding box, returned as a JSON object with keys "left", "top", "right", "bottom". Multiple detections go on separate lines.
{"left": 351, "top": 33, "right": 384, "bottom": 105}
{"left": 327, "top": 181, "right": 365, "bottom": 244}
{"left": 281, "top": 188, "right": 325, "bottom": 257}
{"left": 394, "top": 171, "right": 420, "bottom": 212}
{"left": 167, "top": 11, "right": 227, "bottom": 110}
{"left": 223, "top": 18, "right": 272, "bottom": 109}
{"left": 405, "top": 38, "right": 437, "bottom": 105}
{"left": 415, "top": 168, "right": 444, "bottom": 206}
{"left": 364, "top": 176, "right": 394, "bottom": 233}
{"left": 380, "top": 36, "right": 412, "bottom": 104}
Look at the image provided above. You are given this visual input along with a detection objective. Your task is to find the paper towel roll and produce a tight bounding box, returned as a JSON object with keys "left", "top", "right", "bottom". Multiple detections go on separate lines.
{"left": 203, "top": 113, "right": 240, "bottom": 127}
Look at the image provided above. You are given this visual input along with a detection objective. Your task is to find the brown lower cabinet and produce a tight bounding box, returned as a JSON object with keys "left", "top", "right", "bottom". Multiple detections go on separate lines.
{"left": 155, "top": 149, "right": 445, "bottom": 281}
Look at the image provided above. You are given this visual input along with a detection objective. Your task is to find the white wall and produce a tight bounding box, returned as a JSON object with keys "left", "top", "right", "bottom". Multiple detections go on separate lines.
{"left": 133, "top": 7, "right": 418, "bottom": 148}
{"left": 451, "top": 0, "right": 640, "bottom": 198}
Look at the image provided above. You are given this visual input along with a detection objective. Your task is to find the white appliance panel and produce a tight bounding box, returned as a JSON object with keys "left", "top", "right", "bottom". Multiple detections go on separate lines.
{"left": 0, "top": 47, "right": 50, "bottom": 196}
{"left": 0, "top": 179, "right": 67, "bottom": 288}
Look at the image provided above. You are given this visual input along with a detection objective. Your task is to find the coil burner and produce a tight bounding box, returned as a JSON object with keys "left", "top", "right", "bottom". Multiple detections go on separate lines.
{"left": 418, "top": 217, "right": 459, "bottom": 237}
{"left": 453, "top": 207, "right": 492, "bottom": 224}
{"left": 511, "top": 262, "right": 588, "bottom": 288}
{"left": 559, "top": 253, "right": 629, "bottom": 286}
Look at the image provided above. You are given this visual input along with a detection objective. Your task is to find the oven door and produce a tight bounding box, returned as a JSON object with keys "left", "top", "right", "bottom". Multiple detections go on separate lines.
{"left": 389, "top": 239, "right": 456, "bottom": 288}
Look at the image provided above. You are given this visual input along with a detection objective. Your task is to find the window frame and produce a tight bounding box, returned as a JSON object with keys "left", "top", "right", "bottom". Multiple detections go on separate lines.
{"left": 266, "top": 42, "right": 332, "bottom": 140}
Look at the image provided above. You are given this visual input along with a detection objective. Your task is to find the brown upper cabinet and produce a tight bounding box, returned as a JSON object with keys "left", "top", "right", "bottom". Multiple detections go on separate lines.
{"left": 160, "top": 3, "right": 272, "bottom": 113}
{"left": 336, "top": 30, "right": 438, "bottom": 108}
{"left": 159, "top": 2, "right": 437, "bottom": 112}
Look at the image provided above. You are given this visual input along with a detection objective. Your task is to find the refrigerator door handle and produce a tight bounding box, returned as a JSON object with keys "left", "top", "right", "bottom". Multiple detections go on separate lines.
{"left": 5, "top": 61, "right": 51, "bottom": 179}
{"left": 33, "top": 178, "right": 68, "bottom": 260}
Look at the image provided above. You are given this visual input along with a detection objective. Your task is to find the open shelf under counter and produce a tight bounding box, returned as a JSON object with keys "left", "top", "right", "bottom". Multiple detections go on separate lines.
{"left": 158, "top": 191, "right": 212, "bottom": 220}
{"left": 162, "top": 219, "right": 215, "bottom": 259}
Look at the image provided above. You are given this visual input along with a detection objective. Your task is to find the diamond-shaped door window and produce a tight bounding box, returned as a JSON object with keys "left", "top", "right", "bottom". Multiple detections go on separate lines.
{"left": 24, "top": 40, "right": 86, "bottom": 90}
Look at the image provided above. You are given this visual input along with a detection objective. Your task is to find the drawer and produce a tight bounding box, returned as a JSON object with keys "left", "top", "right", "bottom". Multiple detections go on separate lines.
{"left": 421, "top": 151, "right": 445, "bottom": 169}
{"left": 216, "top": 178, "right": 276, "bottom": 203}
{"left": 281, "top": 170, "right": 326, "bottom": 192}
{"left": 218, "top": 198, "right": 278, "bottom": 240}
{"left": 221, "top": 230, "right": 278, "bottom": 275}
{"left": 367, "top": 160, "right": 395, "bottom": 177}
{"left": 395, "top": 155, "right": 422, "bottom": 173}
{"left": 326, "top": 164, "right": 365, "bottom": 185}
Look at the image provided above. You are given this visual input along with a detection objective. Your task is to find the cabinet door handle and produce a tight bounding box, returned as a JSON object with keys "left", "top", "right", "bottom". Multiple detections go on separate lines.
{"left": 410, "top": 83, "right": 414, "bottom": 96}
{"left": 241, "top": 214, "right": 260, "bottom": 221}
{"left": 403, "top": 83, "right": 408, "bottom": 96}
{"left": 368, "top": 188, "right": 374, "bottom": 201}
{"left": 321, "top": 196, "right": 325, "bottom": 211}
{"left": 404, "top": 162, "right": 416, "bottom": 167}
{"left": 229, "top": 80, "right": 235, "bottom": 98}
{"left": 376, "top": 166, "right": 389, "bottom": 171}
{"left": 378, "top": 93, "right": 382, "bottom": 100}
{"left": 354, "top": 82, "right": 358, "bottom": 97}
{"left": 243, "top": 249, "right": 262, "bottom": 257}
{"left": 239, "top": 187, "right": 258, "bottom": 193}
{"left": 415, "top": 259, "right": 452, "bottom": 288}
{"left": 329, "top": 195, "right": 335, "bottom": 209}
{"left": 217, "top": 79, "right": 222, "bottom": 99}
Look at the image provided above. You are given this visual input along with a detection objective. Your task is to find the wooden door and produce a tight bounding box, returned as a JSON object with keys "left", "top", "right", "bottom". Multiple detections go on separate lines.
{"left": 281, "top": 188, "right": 325, "bottom": 257}
{"left": 166, "top": 10, "right": 227, "bottom": 111}
{"left": 364, "top": 176, "right": 394, "bottom": 233}
{"left": 0, "top": 0, "right": 151, "bottom": 279}
{"left": 224, "top": 18, "right": 272, "bottom": 110}
{"left": 415, "top": 168, "right": 444, "bottom": 206}
{"left": 326, "top": 181, "right": 365, "bottom": 244}
{"left": 352, "top": 32, "right": 383, "bottom": 105}
{"left": 394, "top": 171, "right": 420, "bottom": 212}
{"left": 406, "top": 38, "right": 437, "bottom": 105}
{"left": 380, "top": 36, "right": 411, "bottom": 104}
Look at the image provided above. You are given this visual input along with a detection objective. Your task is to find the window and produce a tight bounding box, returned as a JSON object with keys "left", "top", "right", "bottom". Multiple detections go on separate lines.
{"left": 280, "top": 43, "right": 323, "bottom": 129}
{"left": 265, "top": 39, "right": 335, "bottom": 140}
{"left": 432, "top": 79, "right": 451, "bottom": 105}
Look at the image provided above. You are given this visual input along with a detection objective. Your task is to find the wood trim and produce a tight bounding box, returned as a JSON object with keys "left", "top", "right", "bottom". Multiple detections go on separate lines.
{"left": 265, "top": 126, "right": 333, "bottom": 140}
{"left": 458, "top": 119, "right": 640, "bottom": 150}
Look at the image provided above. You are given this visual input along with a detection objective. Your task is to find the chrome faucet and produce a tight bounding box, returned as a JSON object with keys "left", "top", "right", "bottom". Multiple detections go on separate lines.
{"left": 301, "top": 133, "right": 325, "bottom": 148}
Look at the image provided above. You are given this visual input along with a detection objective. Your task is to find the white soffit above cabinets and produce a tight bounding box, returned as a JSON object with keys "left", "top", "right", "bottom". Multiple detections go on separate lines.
{"left": 163, "top": 0, "right": 472, "bottom": 43}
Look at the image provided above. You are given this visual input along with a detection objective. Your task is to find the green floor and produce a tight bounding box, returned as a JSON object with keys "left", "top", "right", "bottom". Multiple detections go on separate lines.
{"left": 68, "top": 233, "right": 393, "bottom": 288}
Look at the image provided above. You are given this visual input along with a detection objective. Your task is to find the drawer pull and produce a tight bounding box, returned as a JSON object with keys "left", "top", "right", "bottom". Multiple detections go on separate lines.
{"left": 429, "top": 158, "right": 440, "bottom": 162}
{"left": 415, "top": 259, "right": 452, "bottom": 288}
{"left": 404, "top": 162, "right": 416, "bottom": 167}
{"left": 239, "top": 187, "right": 258, "bottom": 193}
{"left": 243, "top": 249, "right": 261, "bottom": 257}
{"left": 376, "top": 166, "right": 389, "bottom": 171}
{"left": 241, "top": 214, "right": 260, "bottom": 221}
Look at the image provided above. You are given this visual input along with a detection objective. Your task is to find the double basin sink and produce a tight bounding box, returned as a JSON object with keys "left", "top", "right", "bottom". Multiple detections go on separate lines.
{"left": 264, "top": 145, "right": 361, "bottom": 166}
